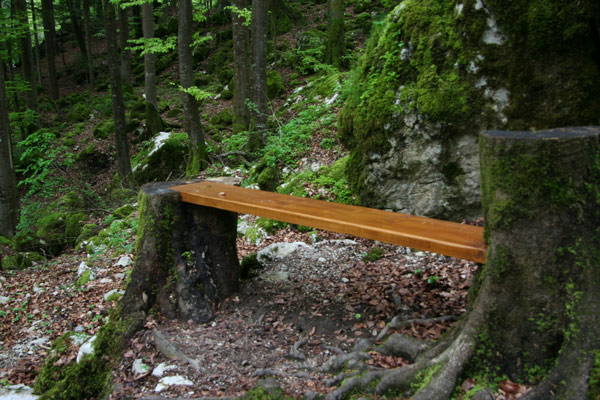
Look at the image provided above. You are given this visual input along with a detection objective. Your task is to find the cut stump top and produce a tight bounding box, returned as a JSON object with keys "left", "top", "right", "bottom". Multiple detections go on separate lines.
{"left": 169, "top": 181, "right": 487, "bottom": 263}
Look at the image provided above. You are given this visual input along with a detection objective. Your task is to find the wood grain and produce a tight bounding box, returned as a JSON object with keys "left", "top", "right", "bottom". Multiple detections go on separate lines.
{"left": 169, "top": 181, "right": 487, "bottom": 263}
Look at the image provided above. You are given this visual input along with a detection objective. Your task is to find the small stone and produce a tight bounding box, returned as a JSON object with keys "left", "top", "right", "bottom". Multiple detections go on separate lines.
{"left": 77, "top": 335, "right": 96, "bottom": 363}
{"left": 77, "top": 262, "right": 89, "bottom": 277}
{"left": 341, "top": 277, "right": 349, "bottom": 283}
{"left": 99, "top": 278, "right": 113, "bottom": 284}
{"left": 0, "top": 384, "right": 38, "bottom": 400}
{"left": 114, "top": 273, "right": 126, "bottom": 280}
{"left": 0, "top": 296, "right": 10, "bottom": 305}
{"left": 116, "top": 256, "right": 133, "bottom": 267}
{"left": 152, "top": 362, "right": 177, "bottom": 378}
{"left": 132, "top": 359, "right": 150, "bottom": 375}
{"left": 154, "top": 376, "right": 193, "bottom": 392}
{"left": 103, "top": 289, "right": 125, "bottom": 301}
{"left": 32, "top": 285, "right": 45, "bottom": 294}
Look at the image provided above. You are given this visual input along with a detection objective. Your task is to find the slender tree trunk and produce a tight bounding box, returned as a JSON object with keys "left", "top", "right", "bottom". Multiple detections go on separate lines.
{"left": 66, "top": 0, "right": 90, "bottom": 82}
{"left": 142, "top": 1, "right": 162, "bottom": 136}
{"left": 103, "top": 0, "right": 133, "bottom": 185}
{"left": 178, "top": 0, "right": 208, "bottom": 175}
{"left": 82, "top": 0, "right": 95, "bottom": 87}
{"left": 14, "top": 0, "right": 38, "bottom": 112}
{"left": 249, "top": 0, "right": 268, "bottom": 151}
{"left": 325, "top": 0, "right": 345, "bottom": 68}
{"left": 231, "top": 0, "right": 251, "bottom": 134}
{"left": 41, "top": 0, "right": 58, "bottom": 99}
{"left": 29, "top": 0, "right": 43, "bottom": 87}
{"left": 119, "top": 5, "right": 132, "bottom": 89}
{"left": 0, "top": 65, "right": 18, "bottom": 238}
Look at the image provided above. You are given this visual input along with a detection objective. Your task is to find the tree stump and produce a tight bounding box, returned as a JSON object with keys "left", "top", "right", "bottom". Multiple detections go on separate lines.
{"left": 121, "top": 182, "right": 239, "bottom": 326}
{"left": 325, "top": 127, "right": 600, "bottom": 399}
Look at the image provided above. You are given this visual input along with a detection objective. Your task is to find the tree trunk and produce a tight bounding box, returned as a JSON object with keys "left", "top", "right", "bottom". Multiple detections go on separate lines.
{"left": 82, "top": 0, "right": 95, "bottom": 87}
{"left": 231, "top": 0, "right": 251, "bottom": 134}
{"left": 142, "top": 1, "right": 163, "bottom": 136}
{"left": 66, "top": 0, "right": 90, "bottom": 82}
{"left": 103, "top": 0, "right": 133, "bottom": 186}
{"left": 325, "top": 0, "right": 345, "bottom": 68}
{"left": 29, "top": 0, "right": 43, "bottom": 87}
{"left": 0, "top": 66, "right": 18, "bottom": 238}
{"left": 41, "top": 0, "right": 58, "bottom": 99}
{"left": 323, "top": 127, "right": 600, "bottom": 400}
{"left": 121, "top": 182, "right": 239, "bottom": 324}
{"left": 178, "top": 0, "right": 208, "bottom": 176}
{"left": 14, "top": 0, "right": 38, "bottom": 112}
{"left": 248, "top": 0, "right": 268, "bottom": 151}
{"left": 119, "top": 5, "right": 132, "bottom": 90}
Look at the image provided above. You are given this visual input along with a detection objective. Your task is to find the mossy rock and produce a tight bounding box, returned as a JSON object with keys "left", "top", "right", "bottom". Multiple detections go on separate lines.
{"left": 50, "top": 191, "right": 85, "bottom": 210}
{"left": 93, "top": 120, "right": 114, "bottom": 140}
{"left": 129, "top": 100, "right": 147, "bottom": 121}
{"left": 36, "top": 212, "right": 67, "bottom": 256}
{"left": 126, "top": 118, "right": 141, "bottom": 133}
{"left": 353, "top": 12, "right": 372, "bottom": 33}
{"left": 194, "top": 73, "right": 211, "bottom": 87}
{"left": 65, "top": 213, "right": 87, "bottom": 245}
{"left": 2, "top": 252, "right": 46, "bottom": 270}
{"left": 210, "top": 109, "right": 233, "bottom": 126}
{"left": 166, "top": 108, "right": 183, "bottom": 118}
{"left": 256, "top": 166, "right": 281, "bottom": 192}
{"left": 67, "top": 103, "right": 91, "bottom": 123}
{"left": 12, "top": 231, "right": 43, "bottom": 253}
{"left": 218, "top": 68, "right": 234, "bottom": 85}
{"left": 76, "top": 224, "right": 98, "bottom": 248}
{"left": 113, "top": 204, "right": 136, "bottom": 219}
{"left": 76, "top": 144, "right": 111, "bottom": 172}
{"left": 240, "top": 378, "right": 291, "bottom": 400}
{"left": 133, "top": 131, "right": 189, "bottom": 184}
{"left": 221, "top": 89, "right": 234, "bottom": 100}
{"left": 354, "top": 0, "right": 373, "bottom": 13}
{"left": 193, "top": 44, "right": 212, "bottom": 63}
{"left": 267, "top": 70, "right": 284, "bottom": 99}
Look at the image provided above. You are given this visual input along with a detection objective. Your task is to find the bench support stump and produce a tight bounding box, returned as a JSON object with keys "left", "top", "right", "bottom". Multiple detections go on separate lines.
{"left": 326, "top": 127, "right": 600, "bottom": 400}
{"left": 121, "top": 182, "right": 239, "bottom": 325}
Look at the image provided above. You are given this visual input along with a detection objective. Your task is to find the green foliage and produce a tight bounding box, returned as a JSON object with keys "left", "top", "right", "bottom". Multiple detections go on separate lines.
{"left": 225, "top": 5, "right": 251, "bottom": 26}
{"left": 267, "top": 70, "right": 284, "bottom": 99}
{"left": 179, "top": 85, "right": 215, "bottom": 102}
{"left": 93, "top": 120, "right": 114, "bottom": 139}
{"left": 126, "top": 36, "right": 177, "bottom": 55}
{"left": 66, "top": 103, "right": 91, "bottom": 123}
{"left": 362, "top": 246, "right": 384, "bottom": 262}
{"left": 281, "top": 30, "right": 335, "bottom": 75}
{"left": 16, "top": 130, "right": 74, "bottom": 198}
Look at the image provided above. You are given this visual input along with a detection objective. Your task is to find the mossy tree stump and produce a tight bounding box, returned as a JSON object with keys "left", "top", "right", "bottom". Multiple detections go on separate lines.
{"left": 122, "top": 181, "right": 239, "bottom": 325}
{"left": 328, "top": 127, "right": 600, "bottom": 399}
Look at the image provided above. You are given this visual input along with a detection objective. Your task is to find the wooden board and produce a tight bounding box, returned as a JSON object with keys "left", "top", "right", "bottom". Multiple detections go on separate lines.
{"left": 169, "top": 181, "right": 487, "bottom": 263}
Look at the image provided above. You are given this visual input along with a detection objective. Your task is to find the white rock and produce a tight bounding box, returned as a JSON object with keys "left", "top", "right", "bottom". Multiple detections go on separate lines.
{"left": 0, "top": 384, "right": 38, "bottom": 400}
{"left": 114, "top": 273, "right": 126, "bottom": 280}
{"left": 76, "top": 335, "right": 96, "bottom": 363}
{"left": 257, "top": 242, "right": 310, "bottom": 261}
{"left": 99, "top": 278, "right": 113, "bottom": 284}
{"left": 77, "top": 262, "right": 90, "bottom": 277}
{"left": 152, "top": 362, "right": 177, "bottom": 378}
{"left": 154, "top": 376, "right": 193, "bottom": 392}
{"left": 0, "top": 296, "right": 10, "bottom": 304}
{"left": 103, "top": 289, "right": 125, "bottom": 301}
{"left": 132, "top": 358, "right": 150, "bottom": 375}
{"left": 116, "top": 256, "right": 133, "bottom": 267}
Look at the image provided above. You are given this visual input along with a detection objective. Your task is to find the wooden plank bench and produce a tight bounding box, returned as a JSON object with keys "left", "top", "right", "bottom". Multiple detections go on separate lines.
{"left": 169, "top": 181, "right": 487, "bottom": 263}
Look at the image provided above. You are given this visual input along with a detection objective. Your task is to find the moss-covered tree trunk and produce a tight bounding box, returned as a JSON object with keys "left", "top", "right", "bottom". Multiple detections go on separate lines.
{"left": 327, "top": 127, "right": 600, "bottom": 399}
{"left": 41, "top": 0, "right": 58, "bottom": 100}
{"left": 248, "top": 0, "right": 268, "bottom": 152}
{"left": 121, "top": 182, "right": 239, "bottom": 324}
{"left": 325, "top": 0, "right": 345, "bottom": 68}
{"left": 0, "top": 65, "right": 18, "bottom": 238}
{"left": 178, "top": 0, "right": 208, "bottom": 175}
{"left": 141, "top": 1, "right": 164, "bottom": 137}
{"left": 232, "top": 0, "right": 251, "bottom": 134}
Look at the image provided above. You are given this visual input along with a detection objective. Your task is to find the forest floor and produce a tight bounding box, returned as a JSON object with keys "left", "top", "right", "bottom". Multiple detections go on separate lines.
{"left": 0, "top": 220, "right": 480, "bottom": 399}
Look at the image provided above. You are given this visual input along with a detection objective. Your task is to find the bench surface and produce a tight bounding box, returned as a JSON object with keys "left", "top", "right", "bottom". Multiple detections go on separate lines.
{"left": 169, "top": 181, "right": 487, "bottom": 263}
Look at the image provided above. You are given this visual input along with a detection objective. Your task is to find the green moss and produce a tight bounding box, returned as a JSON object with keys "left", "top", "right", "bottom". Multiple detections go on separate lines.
{"left": 66, "top": 103, "right": 90, "bottom": 123}
{"left": 256, "top": 166, "right": 281, "bottom": 191}
{"left": 36, "top": 212, "right": 67, "bottom": 256}
{"left": 411, "top": 363, "right": 443, "bottom": 394}
{"left": 362, "top": 246, "right": 384, "bottom": 262}
{"left": 93, "top": 120, "right": 113, "bottom": 139}
{"left": 65, "top": 213, "right": 87, "bottom": 245}
{"left": 589, "top": 352, "right": 600, "bottom": 400}
{"left": 239, "top": 253, "right": 264, "bottom": 280}
{"left": 267, "top": 70, "right": 284, "bottom": 99}
{"left": 2, "top": 252, "right": 46, "bottom": 270}
{"left": 76, "top": 269, "right": 93, "bottom": 288}
{"left": 75, "top": 224, "right": 97, "bottom": 248}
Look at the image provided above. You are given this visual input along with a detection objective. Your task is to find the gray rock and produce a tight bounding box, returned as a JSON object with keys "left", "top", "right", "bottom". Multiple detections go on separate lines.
{"left": 0, "top": 384, "right": 38, "bottom": 400}
{"left": 76, "top": 335, "right": 96, "bottom": 363}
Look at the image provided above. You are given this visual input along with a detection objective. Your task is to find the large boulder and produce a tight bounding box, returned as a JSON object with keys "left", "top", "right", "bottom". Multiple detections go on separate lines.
{"left": 339, "top": 0, "right": 600, "bottom": 220}
{"left": 132, "top": 131, "right": 189, "bottom": 184}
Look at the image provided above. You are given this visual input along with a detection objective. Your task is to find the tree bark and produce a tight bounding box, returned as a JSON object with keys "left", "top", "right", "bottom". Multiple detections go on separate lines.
{"left": 82, "top": 0, "right": 95, "bottom": 87}
{"left": 121, "top": 182, "right": 239, "bottom": 324}
{"left": 142, "top": 1, "right": 163, "bottom": 136}
{"left": 178, "top": 0, "right": 208, "bottom": 176}
{"left": 231, "top": 0, "right": 251, "bottom": 134}
{"left": 14, "top": 0, "right": 38, "bottom": 112}
{"left": 29, "top": 0, "right": 42, "bottom": 87}
{"left": 0, "top": 66, "right": 18, "bottom": 238}
{"left": 323, "top": 127, "right": 600, "bottom": 400}
{"left": 41, "top": 0, "right": 58, "bottom": 99}
{"left": 325, "top": 0, "right": 345, "bottom": 68}
{"left": 248, "top": 0, "right": 268, "bottom": 151}
{"left": 119, "top": 5, "right": 132, "bottom": 89}
{"left": 66, "top": 0, "right": 90, "bottom": 82}
{"left": 103, "top": 0, "right": 133, "bottom": 186}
